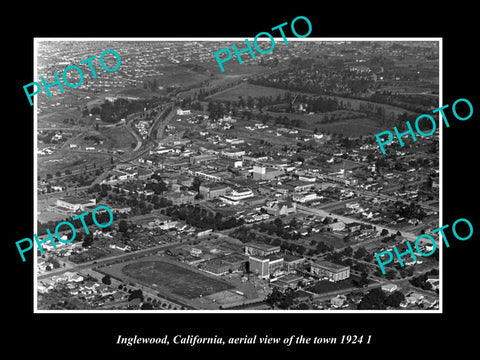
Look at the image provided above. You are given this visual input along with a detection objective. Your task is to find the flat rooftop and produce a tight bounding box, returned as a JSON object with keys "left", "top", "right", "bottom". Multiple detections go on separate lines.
{"left": 312, "top": 260, "right": 350, "bottom": 272}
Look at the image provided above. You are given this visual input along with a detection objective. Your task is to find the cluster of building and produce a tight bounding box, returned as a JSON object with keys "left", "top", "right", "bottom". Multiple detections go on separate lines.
{"left": 166, "top": 238, "right": 350, "bottom": 290}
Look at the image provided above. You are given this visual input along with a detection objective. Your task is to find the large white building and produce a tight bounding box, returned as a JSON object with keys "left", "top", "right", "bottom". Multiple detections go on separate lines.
{"left": 311, "top": 260, "right": 350, "bottom": 282}
{"left": 220, "top": 188, "right": 254, "bottom": 205}
{"left": 177, "top": 109, "right": 191, "bottom": 115}
{"left": 292, "top": 192, "right": 318, "bottom": 203}
{"left": 56, "top": 197, "right": 97, "bottom": 212}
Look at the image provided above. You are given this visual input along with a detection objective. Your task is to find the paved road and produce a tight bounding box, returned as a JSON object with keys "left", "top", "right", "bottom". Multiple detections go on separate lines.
{"left": 297, "top": 204, "right": 423, "bottom": 244}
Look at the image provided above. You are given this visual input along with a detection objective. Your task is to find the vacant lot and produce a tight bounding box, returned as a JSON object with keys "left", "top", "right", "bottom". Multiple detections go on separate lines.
{"left": 308, "top": 232, "right": 348, "bottom": 250}
{"left": 101, "top": 125, "right": 136, "bottom": 150}
{"left": 121, "top": 260, "right": 234, "bottom": 299}
{"left": 38, "top": 150, "right": 111, "bottom": 178}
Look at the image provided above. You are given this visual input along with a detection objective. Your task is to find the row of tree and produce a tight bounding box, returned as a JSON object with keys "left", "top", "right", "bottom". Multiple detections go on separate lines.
{"left": 37, "top": 210, "right": 115, "bottom": 237}
{"left": 357, "top": 288, "right": 405, "bottom": 309}
{"left": 164, "top": 204, "right": 244, "bottom": 231}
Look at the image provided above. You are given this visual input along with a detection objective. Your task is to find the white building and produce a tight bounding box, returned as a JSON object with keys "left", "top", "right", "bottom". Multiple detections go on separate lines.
{"left": 220, "top": 188, "right": 254, "bottom": 205}
{"left": 292, "top": 192, "right": 318, "bottom": 203}
{"left": 177, "top": 109, "right": 191, "bottom": 115}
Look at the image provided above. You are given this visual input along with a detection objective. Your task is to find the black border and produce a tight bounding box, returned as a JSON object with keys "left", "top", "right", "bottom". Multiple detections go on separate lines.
{"left": 6, "top": 4, "right": 478, "bottom": 355}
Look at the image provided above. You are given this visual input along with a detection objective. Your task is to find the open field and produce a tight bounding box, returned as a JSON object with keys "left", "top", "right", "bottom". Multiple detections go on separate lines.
{"left": 100, "top": 126, "right": 136, "bottom": 150}
{"left": 315, "top": 118, "right": 383, "bottom": 137}
{"left": 38, "top": 151, "right": 111, "bottom": 178}
{"left": 209, "top": 83, "right": 294, "bottom": 101}
{"left": 109, "top": 259, "right": 235, "bottom": 299}
{"left": 201, "top": 60, "right": 271, "bottom": 76}
{"left": 308, "top": 232, "right": 348, "bottom": 250}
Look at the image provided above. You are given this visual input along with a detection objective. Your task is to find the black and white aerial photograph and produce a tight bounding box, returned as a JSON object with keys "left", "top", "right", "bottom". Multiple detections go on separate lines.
{"left": 33, "top": 39, "right": 441, "bottom": 312}
{"left": 7, "top": 5, "right": 478, "bottom": 357}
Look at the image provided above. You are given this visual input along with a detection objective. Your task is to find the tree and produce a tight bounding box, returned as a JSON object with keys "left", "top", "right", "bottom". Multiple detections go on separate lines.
{"left": 358, "top": 288, "right": 387, "bottom": 310}
{"left": 354, "top": 247, "right": 368, "bottom": 259}
{"left": 82, "top": 234, "right": 94, "bottom": 248}
{"left": 102, "top": 275, "right": 112, "bottom": 285}
{"left": 265, "top": 287, "right": 282, "bottom": 309}
{"left": 384, "top": 291, "right": 405, "bottom": 308}
{"left": 342, "top": 246, "right": 353, "bottom": 257}
{"left": 118, "top": 220, "right": 129, "bottom": 233}
{"left": 296, "top": 302, "right": 310, "bottom": 310}
{"left": 192, "top": 177, "right": 202, "bottom": 192}
{"left": 141, "top": 302, "right": 154, "bottom": 310}
{"left": 385, "top": 269, "right": 397, "bottom": 280}
{"left": 359, "top": 271, "right": 369, "bottom": 287}
{"left": 49, "top": 257, "right": 61, "bottom": 269}
{"left": 128, "top": 289, "right": 144, "bottom": 301}
{"left": 380, "top": 229, "right": 389, "bottom": 236}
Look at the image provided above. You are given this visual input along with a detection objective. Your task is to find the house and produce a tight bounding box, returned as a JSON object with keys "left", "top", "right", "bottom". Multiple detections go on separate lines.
{"left": 405, "top": 292, "right": 424, "bottom": 304}
{"left": 381, "top": 283, "right": 398, "bottom": 293}
{"left": 426, "top": 275, "right": 439, "bottom": 290}
{"left": 328, "top": 221, "right": 346, "bottom": 232}
{"left": 158, "top": 220, "right": 178, "bottom": 230}
{"left": 345, "top": 222, "right": 362, "bottom": 232}
{"left": 37, "top": 284, "right": 49, "bottom": 294}
{"left": 330, "top": 295, "right": 347, "bottom": 308}
{"left": 83, "top": 281, "right": 100, "bottom": 291}
{"left": 190, "top": 248, "right": 202, "bottom": 257}
{"left": 263, "top": 200, "right": 296, "bottom": 217}
{"left": 177, "top": 109, "right": 191, "bottom": 115}
{"left": 137, "top": 168, "right": 153, "bottom": 180}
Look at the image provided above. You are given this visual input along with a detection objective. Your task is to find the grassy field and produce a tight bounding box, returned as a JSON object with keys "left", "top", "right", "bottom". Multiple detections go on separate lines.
{"left": 209, "top": 83, "right": 293, "bottom": 101}
{"left": 315, "top": 118, "right": 383, "bottom": 137}
{"left": 308, "top": 232, "right": 347, "bottom": 250}
{"left": 121, "top": 260, "right": 234, "bottom": 299}
{"left": 100, "top": 125, "right": 136, "bottom": 150}
{"left": 37, "top": 151, "right": 111, "bottom": 178}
